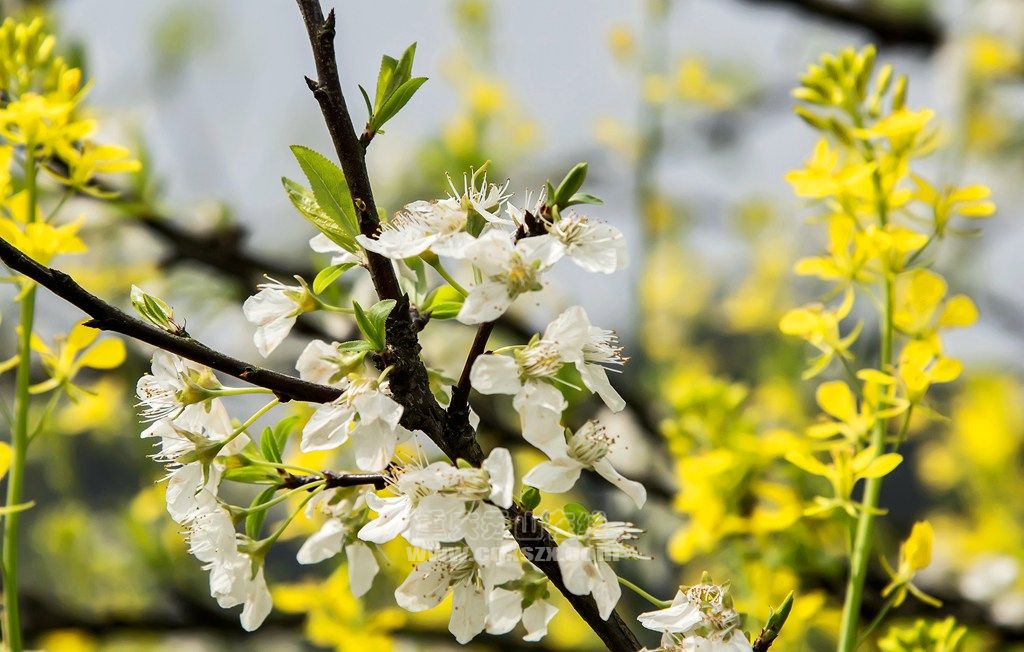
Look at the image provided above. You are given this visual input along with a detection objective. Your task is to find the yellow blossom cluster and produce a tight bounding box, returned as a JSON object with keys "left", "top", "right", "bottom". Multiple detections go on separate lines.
{"left": 780, "top": 46, "right": 993, "bottom": 525}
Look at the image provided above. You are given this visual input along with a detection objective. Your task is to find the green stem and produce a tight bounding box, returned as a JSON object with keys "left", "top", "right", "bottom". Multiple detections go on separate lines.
{"left": 235, "top": 481, "right": 323, "bottom": 515}
{"left": 856, "top": 594, "right": 897, "bottom": 649}
{"left": 210, "top": 386, "right": 275, "bottom": 397}
{"left": 428, "top": 260, "right": 468, "bottom": 296}
{"left": 618, "top": 576, "right": 670, "bottom": 608}
{"left": 837, "top": 274, "right": 894, "bottom": 652}
{"left": 217, "top": 398, "right": 279, "bottom": 451}
{"left": 3, "top": 149, "right": 39, "bottom": 652}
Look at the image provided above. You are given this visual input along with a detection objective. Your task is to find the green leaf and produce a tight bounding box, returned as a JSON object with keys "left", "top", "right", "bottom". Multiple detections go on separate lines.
{"left": 260, "top": 426, "right": 282, "bottom": 464}
{"left": 520, "top": 486, "right": 541, "bottom": 512}
{"left": 272, "top": 415, "right": 300, "bottom": 456}
{"left": 423, "top": 285, "right": 465, "bottom": 320}
{"left": 564, "top": 192, "right": 604, "bottom": 208}
{"left": 336, "top": 339, "right": 374, "bottom": 353}
{"left": 553, "top": 162, "right": 588, "bottom": 207}
{"left": 290, "top": 145, "right": 358, "bottom": 236}
{"left": 366, "top": 298, "right": 397, "bottom": 327}
{"left": 352, "top": 301, "right": 383, "bottom": 350}
{"left": 562, "top": 503, "right": 591, "bottom": 535}
{"left": 313, "top": 263, "right": 355, "bottom": 295}
{"left": 369, "top": 77, "right": 427, "bottom": 133}
{"left": 374, "top": 55, "right": 399, "bottom": 110}
{"left": 246, "top": 486, "right": 278, "bottom": 539}
{"left": 282, "top": 177, "right": 355, "bottom": 250}
{"left": 394, "top": 43, "right": 417, "bottom": 87}
{"left": 222, "top": 465, "right": 280, "bottom": 484}
{"left": 358, "top": 84, "right": 374, "bottom": 121}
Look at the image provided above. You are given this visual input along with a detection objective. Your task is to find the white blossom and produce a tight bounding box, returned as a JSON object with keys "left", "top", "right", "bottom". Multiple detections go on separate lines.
{"left": 470, "top": 321, "right": 588, "bottom": 451}
{"left": 457, "top": 231, "right": 556, "bottom": 324}
{"left": 485, "top": 585, "right": 559, "bottom": 642}
{"left": 136, "top": 351, "right": 221, "bottom": 422}
{"left": 357, "top": 198, "right": 476, "bottom": 260}
{"left": 395, "top": 540, "right": 523, "bottom": 644}
{"left": 546, "top": 305, "right": 627, "bottom": 412}
{"left": 300, "top": 378, "right": 412, "bottom": 471}
{"left": 297, "top": 520, "right": 379, "bottom": 597}
{"left": 358, "top": 449, "right": 514, "bottom": 555}
{"left": 523, "top": 420, "right": 646, "bottom": 508}
{"left": 556, "top": 519, "right": 648, "bottom": 620}
{"left": 309, "top": 232, "right": 366, "bottom": 266}
{"left": 540, "top": 211, "right": 628, "bottom": 274}
{"left": 243, "top": 278, "right": 315, "bottom": 356}
{"left": 295, "top": 339, "right": 363, "bottom": 386}
{"left": 638, "top": 583, "right": 750, "bottom": 652}
{"left": 183, "top": 492, "right": 273, "bottom": 631}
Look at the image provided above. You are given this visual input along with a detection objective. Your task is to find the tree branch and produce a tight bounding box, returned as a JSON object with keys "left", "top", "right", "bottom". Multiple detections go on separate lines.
{"left": 292, "top": 3, "right": 641, "bottom": 648}
{"left": 736, "top": 0, "right": 942, "bottom": 49}
{"left": 0, "top": 237, "right": 340, "bottom": 404}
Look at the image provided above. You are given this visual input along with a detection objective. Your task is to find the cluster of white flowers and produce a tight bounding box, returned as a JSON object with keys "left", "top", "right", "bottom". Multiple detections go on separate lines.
{"left": 637, "top": 582, "right": 753, "bottom": 652}
{"left": 143, "top": 166, "right": 654, "bottom": 642}
{"left": 136, "top": 352, "right": 272, "bottom": 630}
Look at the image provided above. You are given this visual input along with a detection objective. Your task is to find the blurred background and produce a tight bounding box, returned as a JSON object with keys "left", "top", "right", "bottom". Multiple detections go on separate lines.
{"left": 4, "top": 0, "right": 1024, "bottom": 649}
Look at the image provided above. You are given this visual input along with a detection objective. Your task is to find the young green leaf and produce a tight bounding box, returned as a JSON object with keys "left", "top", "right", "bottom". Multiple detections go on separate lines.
{"left": 423, "top": 285, "right": 465, "bottom": 320}
{"left": 312, "top": 263, "right": 356, "bottom": 295}
{"left": 272, "top": 415, "right": 300, "bottom": 457}
{"left": 245, "top": 486, "right": 278, "bottom": 539}
{"left": 336, "top": 339, "right": 374, "bottom": 353}
{"left": 369, "top": 76, "right": 427, "bottom": 133}
{"left": 282, "top": 177, "right": 355, "bottom": 250}
{"left": 352, "top": 301, "right": 384, "bottom": 350}
{"left": 375, "top": 55, "right": 399, "bottom": 110}
{"left": 564, "top": 192, "right": 604, "bottom": 208}
{"left": 290, "top": 145, "right": 358, "bottom": 236}
{"left": 553, "top": 162, "right": 588, "bottom": 207}
{"left": 259, "top": 426, "right": 283, "bottom": 464}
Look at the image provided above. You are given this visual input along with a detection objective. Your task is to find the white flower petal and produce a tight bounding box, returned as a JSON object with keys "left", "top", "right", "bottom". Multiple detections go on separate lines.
{"left": 296, "top": 519, "right": 346, "bottom": 565}
{"left": 523, "top": 457, "right": 584, "bottom": 494}
{"left": 470, "top": 354, "right": 522, "bottom": 395}
{"left": 592, "top": 458, "right": 647, "bottom": 508}
{"left": 346, "top": 541, "right": 379, "bottom": 597}
{"left": 358, "top": 494, "right": 412, "bottom": 544}
{"left": 450, "top": 580, "right": 488, "bottom": 644}
{"left": 485, "top": 587, "right": 523, "bottom": 635}
{"left": 482, "top": 447, "right": 514, "bottom": 508}
{"left": 522, "top": 599, "right": 559, "bottom": 642}
{"left": 458, "top": 280, "right": 513, "bottom": 324}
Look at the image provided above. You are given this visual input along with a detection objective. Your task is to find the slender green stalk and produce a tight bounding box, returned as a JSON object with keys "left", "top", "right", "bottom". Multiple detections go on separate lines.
{"left": 837, "top": 275, "right": 894, "bottom": 652}
{"left": 3, "top": 150, "right": 38, "bottom": 651}
{"left": 618, "top": 576, "right": 670, "bottom": 608}
{"left": 835, "top": 141, "right": 896, "bottom": 651}
{"left": 217, "top": 398, "right": 279, "bottom": 451}
{"left": 428, "top": 260, "right": 468, "bottom": 296}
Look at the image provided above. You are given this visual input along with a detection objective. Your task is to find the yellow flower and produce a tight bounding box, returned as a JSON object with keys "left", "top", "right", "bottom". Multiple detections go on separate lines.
{"left": 55, "top": 377, "right": 126, "bottom": 437}
{"left": 968, "top": 34, "right": 1022, "bottom": 79}
{"left": 0, "top": 211, "right": 87, "bottom": 266}
{"left": 853, "top": 108, "right": 934, "bottom": 143}
{"left": 806, "top": 379, "right": 905, "bottom": 442}
{"left": 894, "top": 340, "right": 962, "bottom": 404}
{"left": 786, "top": 444, "right": 902, "bottom": 518}
{"left": 785, "top": 139, "right": 873, "bottom": 200}
{"left": 881, "top": 521, "right": 940, "bottom": 607}
{"left": 51, "top": 141, "right": 142, "bottom": 196}
{"left": 0, "top": 91, "right": 94, "bottom": 155}
{"left": 912, "top": 174, "right": 996, "bottom": 236}
{"left": 893, "top": 269, "right": 978, "bottom": 348}
{"left": 29, "top": 321, "right": 126, "bottom": 394}
{"left": 794, "top": 215, "right": 874, "bottom": 289}
{"left": 779, "top": 288, "right": 861, "bottom": 378}
{"left": 860, "top": 223, "right": 929, "bottom": 275}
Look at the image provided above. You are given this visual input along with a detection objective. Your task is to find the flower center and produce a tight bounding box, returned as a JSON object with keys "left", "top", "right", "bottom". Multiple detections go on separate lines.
{"left": 518, "top": 341, "right": 563, "bottom": 379}
{"left": 568, "top": 421, "right": 614, "bottom": 465}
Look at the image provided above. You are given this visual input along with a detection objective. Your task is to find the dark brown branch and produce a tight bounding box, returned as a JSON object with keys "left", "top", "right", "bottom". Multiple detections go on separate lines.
{"left": 736, "top": 0, "right": 942, "bottom": 49}
{"left": 279, "top": 470, "right": 387, "bottom": 490}
{"left": 295, "top": 2, "right": 401, "bottom": 303}
{"left": 292, "top": 3, "right": 641, "bottom": 648}
{"left": 0, "top": 237, "right": 341, "bottom": 404}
